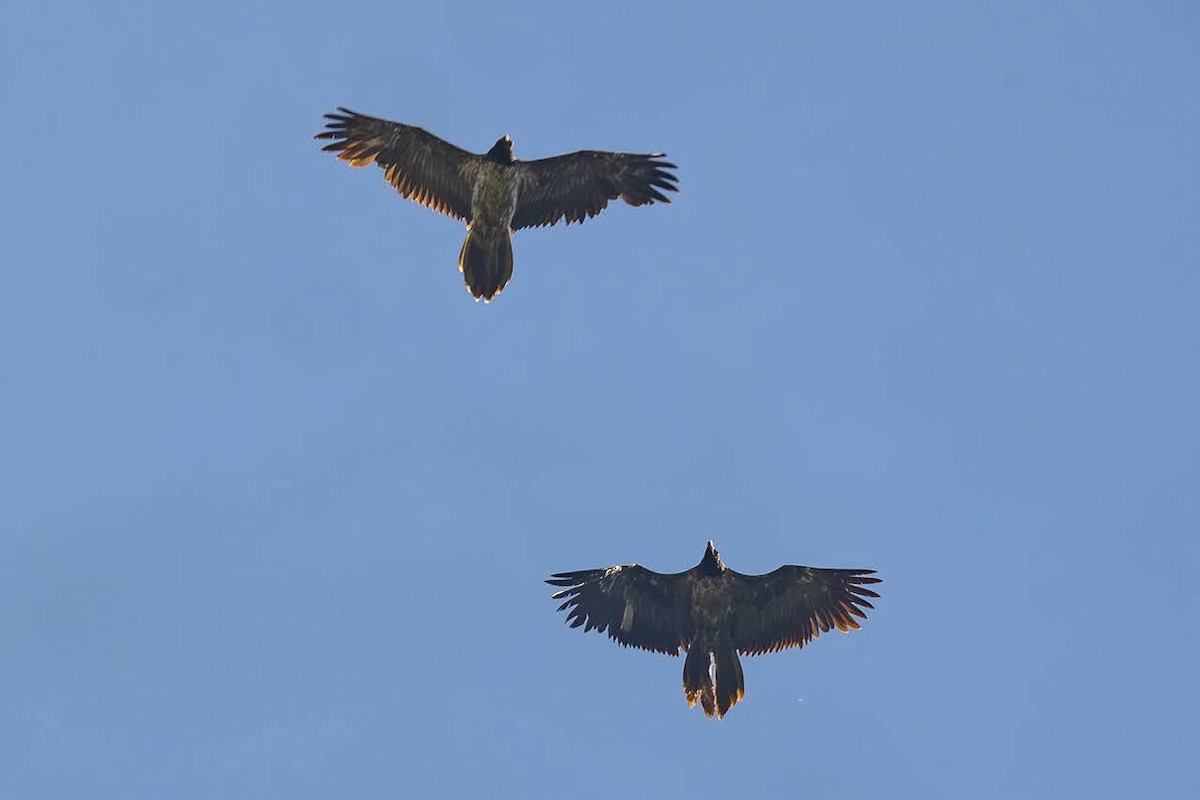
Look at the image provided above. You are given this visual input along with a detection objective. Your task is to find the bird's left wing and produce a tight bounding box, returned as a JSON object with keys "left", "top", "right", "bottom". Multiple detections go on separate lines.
{"left": 315, "top": 108, "right": 478, "bottom": 221}
{"left": 510, "top": 151, "right": 678, "bottom": 230}
{"left": 547, "top": 565, "right": 687, "bottom": 655}
{"left": 727, "top": 566, "right": 881, "bottom": 656}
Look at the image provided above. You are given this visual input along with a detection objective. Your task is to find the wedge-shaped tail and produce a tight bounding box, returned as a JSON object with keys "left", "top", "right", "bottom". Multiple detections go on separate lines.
{"left": 683, "top": 644, "right": 744, "bottom": 719}
{"left": 458, "top": 229, "right": 514, "bottom": 302}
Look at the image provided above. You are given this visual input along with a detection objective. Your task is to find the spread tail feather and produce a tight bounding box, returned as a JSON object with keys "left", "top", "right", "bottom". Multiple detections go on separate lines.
{"left": 683, "top": 646, "right": 717, "bottom": 719}
{"left": 458, "top": 229, "right": 514, "bottom": 302}
{"left": 713, "top": 645, "right": 745, "bottom": 719}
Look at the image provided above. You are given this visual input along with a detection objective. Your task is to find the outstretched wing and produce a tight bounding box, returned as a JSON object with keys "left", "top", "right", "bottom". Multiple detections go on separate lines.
{"left": 511, "top": 151, "right": 679, "bottom": 230}
{"left": 547, "top": 565, "right": 689, "bottom": 655}
{"left": 728, "top": 567, "right": 881, "bottom": 657}
{"left": 315, "top": 108, "right": 478, "bottom": 221}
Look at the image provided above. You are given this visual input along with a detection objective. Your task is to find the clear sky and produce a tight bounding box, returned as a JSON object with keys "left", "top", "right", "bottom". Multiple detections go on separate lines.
{"left": 3, "top": 1, "right": 1198, "bottom": 797}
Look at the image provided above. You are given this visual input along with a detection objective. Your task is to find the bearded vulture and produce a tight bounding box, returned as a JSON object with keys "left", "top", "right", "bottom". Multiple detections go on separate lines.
{"left": 315, "top": 108, "right": 679, "bottom": 302}
{"left": 547, "top": 541, "right": 881, "bottom": 719}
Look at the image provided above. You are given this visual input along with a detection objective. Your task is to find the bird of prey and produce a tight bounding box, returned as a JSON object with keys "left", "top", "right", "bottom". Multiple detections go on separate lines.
{"left": 547, "top": 541, "right": 881, "bottom": 719}
{"left": 315, "top": 108, "right": 679, "bottom": 302}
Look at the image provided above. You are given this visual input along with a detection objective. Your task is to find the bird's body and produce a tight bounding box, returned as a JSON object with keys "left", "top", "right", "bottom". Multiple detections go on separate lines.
{"left": 315, "top": 109, "right": 678, "bottom": 301}
{"left": 547, "top": 542, "right": 881, "bottom": 719}
{"left": 470, "top": 160, "right": 519, "bottom": 236}
{"left": 457, "top": 139, "right": 520, "bottom": 297}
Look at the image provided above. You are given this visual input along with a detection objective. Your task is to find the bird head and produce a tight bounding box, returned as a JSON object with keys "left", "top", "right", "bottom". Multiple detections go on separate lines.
{"left": 699, "top": 540, "right": 726, "bottom": 574}
{"left": 487, "top": 135, "right": 515, "bottom": 164}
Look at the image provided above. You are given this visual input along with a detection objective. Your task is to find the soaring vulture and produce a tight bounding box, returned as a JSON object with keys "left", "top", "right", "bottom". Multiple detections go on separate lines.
{"left": 315, "top": 108, "right": 679, "bottom": 302}
{"left": 547, "top": 541, "right": 881, "bottom": 719}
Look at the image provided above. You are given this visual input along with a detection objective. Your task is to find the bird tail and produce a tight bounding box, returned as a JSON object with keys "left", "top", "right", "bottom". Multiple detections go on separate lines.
{"left": 713, "top": 645, "right": 745, "bottom": 719}
{"left": 458, "top": 228, "right": 514, "bottom": 302}
{"left": 683, "top": 646, "right": 717, "bottom": 718}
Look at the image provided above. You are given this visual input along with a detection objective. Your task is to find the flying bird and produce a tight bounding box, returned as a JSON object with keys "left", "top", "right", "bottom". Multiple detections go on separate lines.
{"left": 315, "top": 108, "right": 679, "bottom": 302}
{"left": 547, "top": 541, "right": 881, "bottom": 719}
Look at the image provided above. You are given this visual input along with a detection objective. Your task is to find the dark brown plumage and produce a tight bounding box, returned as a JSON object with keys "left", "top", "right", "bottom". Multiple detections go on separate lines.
{"left": 315, "top": 108, "right": 679, "bottom": 301}
{"left": 547, "top": 541, "right": 881, "bottom": 719}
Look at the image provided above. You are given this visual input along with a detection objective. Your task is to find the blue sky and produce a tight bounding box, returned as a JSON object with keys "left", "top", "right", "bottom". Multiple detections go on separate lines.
{"left": 3, "top": 1, "right": 1198, "bottom": 797}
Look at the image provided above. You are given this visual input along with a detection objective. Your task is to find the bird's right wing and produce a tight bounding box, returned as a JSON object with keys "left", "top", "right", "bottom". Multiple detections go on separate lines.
{"left": 728, "top": 566, "right": 881, "bottom": 657}
{"left": 510, "top": 151, "right": 678, "bottom": 230}
{"left": 315, "top": 108, "right": 478, "bottom": 221}
{"left": 547, "top": 565, "right": 687, "bottom": 655}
